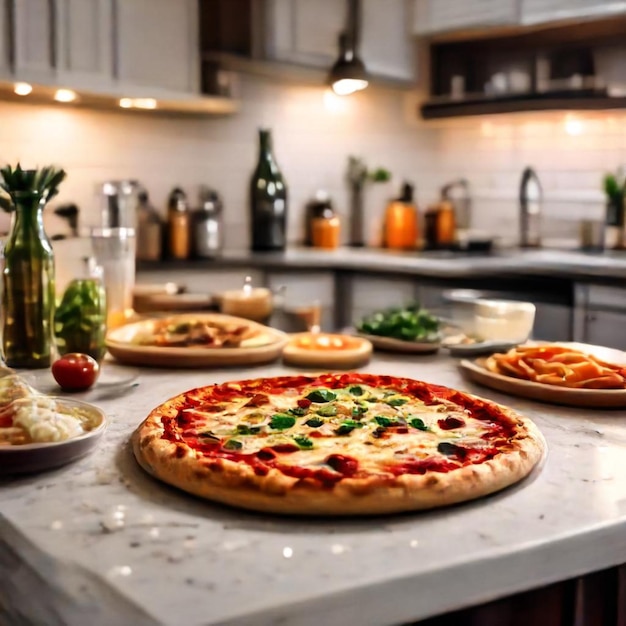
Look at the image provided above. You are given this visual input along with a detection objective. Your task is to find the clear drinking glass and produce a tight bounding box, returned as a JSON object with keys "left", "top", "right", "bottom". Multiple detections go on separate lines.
{"left": 91, "top": 227, "right": 136, "bottom": 329}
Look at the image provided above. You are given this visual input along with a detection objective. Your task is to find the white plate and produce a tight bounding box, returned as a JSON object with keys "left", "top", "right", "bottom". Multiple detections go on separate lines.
{"left": 0, "top": 398, "right": 107, "bottom": 474}
{"left": 459, "top": 342, "right": 626, "bottom": 408}
{"left": 443, "top": 339, "right": 518, "bottom": 357}
{"left": 24, "top": 362, "right": 139, "bottom": 398}
{"left": 356, "top": 333, "right": 441, "bottom": 354}
{"left": 106, "top": 313, "right": 288, "bottom": 368}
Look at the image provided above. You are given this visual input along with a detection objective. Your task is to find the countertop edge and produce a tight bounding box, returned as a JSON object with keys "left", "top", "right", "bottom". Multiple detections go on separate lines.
{"left": 217, "top": 520, "right": 626, "bottom": 626}
{"left": 136, "top": 249, "right": 626, "bottom": 283}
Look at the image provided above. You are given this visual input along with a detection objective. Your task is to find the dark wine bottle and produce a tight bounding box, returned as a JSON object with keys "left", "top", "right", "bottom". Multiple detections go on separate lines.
{"left": 249, "top": 129, "right": 288, "bottom": 251}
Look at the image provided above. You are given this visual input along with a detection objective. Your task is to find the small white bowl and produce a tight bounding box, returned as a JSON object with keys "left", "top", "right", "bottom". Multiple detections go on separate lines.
{"left": 473, "top": 299, "right": 536, "bottom": 343}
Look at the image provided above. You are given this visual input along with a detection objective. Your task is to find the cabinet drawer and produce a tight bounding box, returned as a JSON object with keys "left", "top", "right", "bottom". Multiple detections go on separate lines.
{"left": 350, "top": 277, "right": 418, "bottom": 324}
{"left": 584, "top": 310, "right": 626, "bottom": 351}
{"left": 586, "top": 285, "right": 626, "bottom": 311}
{"left": 136, "top": 269, "right": 262, "bottom": 294}
{"left": 265, "top": 272, "right": 335, "bottom": 307}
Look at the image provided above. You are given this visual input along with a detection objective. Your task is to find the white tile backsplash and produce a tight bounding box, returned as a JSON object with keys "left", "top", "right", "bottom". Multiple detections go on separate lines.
{"left": 1, "top": 74, "right": 625, "bottom": 248}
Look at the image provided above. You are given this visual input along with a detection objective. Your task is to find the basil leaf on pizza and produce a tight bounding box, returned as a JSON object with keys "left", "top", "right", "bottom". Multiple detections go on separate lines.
{"left": 133, "top": 373, "right": 544, "bottom": 516}
{"left": 306, "top": 389, "right": 337, "bottom": 403}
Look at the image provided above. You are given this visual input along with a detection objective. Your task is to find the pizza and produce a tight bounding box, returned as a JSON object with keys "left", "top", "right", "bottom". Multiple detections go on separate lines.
{"left": 133, "top": 373, "right": 544, "bottom": 515}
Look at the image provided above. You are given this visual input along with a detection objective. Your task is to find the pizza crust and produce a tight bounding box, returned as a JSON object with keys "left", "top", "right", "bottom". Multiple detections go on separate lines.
{"left": 132, "top": 393, "right": 545, "bottom": 516}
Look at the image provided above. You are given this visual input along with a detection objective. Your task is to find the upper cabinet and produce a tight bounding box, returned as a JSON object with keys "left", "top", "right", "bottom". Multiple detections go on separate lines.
{"left": 413, "top": 0, "right": 519, "bottom": 36}
{"left": 520, "top": 0, "right": 626, "bottom": 25}
{"left": 11, "top": 0, "right": 55, "bottom": 83}
{"left": 413, "top": 0, "right": 626, "bottom": 36}
{"left": 361, "top": 0, "right": 415, "bottom": 81}
{"left": 202, "top": 0, "right": 418, "bottom": 85}
{"left": 265, "top": 0, "right": 345, "bottom": 67}
{"left": 115, "top": 0, "right": 199, "bottom": 94}
{"left": 0, "top": 0, "right": 234, "bottom": 114}
{"left": 55, "top": 0, "right": 113, "bottom": 90}
{"left": 0, "top": 0, "right": 11, "bottom": 80}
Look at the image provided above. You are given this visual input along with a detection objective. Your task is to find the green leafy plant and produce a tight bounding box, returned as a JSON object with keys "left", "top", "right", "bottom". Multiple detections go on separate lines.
{"left": 603, "top": 169, "right": 624, "bottom": 207}
{"left": 0, "top": 163, "right": 67, "bottom": 212}
{"left": 347, "top": 156, "right": 391, "bottom": 187}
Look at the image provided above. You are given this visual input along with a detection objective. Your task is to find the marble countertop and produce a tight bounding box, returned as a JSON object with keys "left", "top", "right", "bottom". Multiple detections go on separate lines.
{"left": 3, "top": 355, "right": 626, "bottom": 626}
{"left": 137, "top": 247, "right": 626, "bottom": 281}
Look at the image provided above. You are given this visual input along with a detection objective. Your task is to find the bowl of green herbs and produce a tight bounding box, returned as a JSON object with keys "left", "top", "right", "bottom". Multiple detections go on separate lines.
{"left": 356, "top": 304, "right": 442, "bottom": 353}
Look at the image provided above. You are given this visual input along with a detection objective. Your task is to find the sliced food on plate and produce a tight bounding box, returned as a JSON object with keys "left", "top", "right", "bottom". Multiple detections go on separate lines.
{"left": 133, "top": 372, "right": 545, "bottom": 515}
{"left": 485, "top": 344, "right": 626, "bottom": 389}
{"left": 132, "top": 315, "right": 259, "bottom": 348}
{"left": 0, "top": 371, "right": 104, "bottom": 446}
{"left": 459, "top": 342, "right": 626, "bottom": 408}
{"left": 356, "top": 304, "right": 441, "bottom": 353}
{"left": 0, "top": 368, "right": 106, "bottom": 473}
{"left": 105, "top": 313, "right": 288, "bottom": 368}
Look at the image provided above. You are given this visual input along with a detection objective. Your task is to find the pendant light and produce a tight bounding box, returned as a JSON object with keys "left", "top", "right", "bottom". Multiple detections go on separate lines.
{"left": 329, "top": 0, "right": 368, "bottom": 96}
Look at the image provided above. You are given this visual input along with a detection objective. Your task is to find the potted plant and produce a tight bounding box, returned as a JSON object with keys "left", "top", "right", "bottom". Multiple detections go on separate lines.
{"left": 602, "top": 170, "right": 624, "bottom": 250}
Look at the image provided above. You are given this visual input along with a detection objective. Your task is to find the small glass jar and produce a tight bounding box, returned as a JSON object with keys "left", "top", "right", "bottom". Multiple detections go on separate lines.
{"left": 54, "top": 258, "right": 107, "bottom": 362}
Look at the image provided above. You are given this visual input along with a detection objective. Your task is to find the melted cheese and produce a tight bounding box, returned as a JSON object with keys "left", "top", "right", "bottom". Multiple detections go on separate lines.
{"left": 187, "top": 384, "right": 497, "bottom": 474}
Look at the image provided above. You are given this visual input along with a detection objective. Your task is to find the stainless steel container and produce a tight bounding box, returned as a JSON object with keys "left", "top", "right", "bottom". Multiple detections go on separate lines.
{"left": 101, "top": 180, "right": 139, "bottom": 229}
{"left": 192, "top": 189, "right": 223, "bottom": 258}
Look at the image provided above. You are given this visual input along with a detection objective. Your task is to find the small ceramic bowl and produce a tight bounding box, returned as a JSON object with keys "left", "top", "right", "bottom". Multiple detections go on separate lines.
{"left": 473, "top": 299, "right": 536, "bottom": 343}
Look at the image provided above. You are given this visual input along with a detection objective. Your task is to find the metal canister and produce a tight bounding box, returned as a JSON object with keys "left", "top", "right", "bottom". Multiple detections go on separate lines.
{"left": 192, "top": 189, "right": 223, "bottom": 258}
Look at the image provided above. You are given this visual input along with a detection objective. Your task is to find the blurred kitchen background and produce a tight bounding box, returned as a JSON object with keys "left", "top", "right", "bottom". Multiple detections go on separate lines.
{"left": 2, "top": 0, "right": 626, "bottom": 250}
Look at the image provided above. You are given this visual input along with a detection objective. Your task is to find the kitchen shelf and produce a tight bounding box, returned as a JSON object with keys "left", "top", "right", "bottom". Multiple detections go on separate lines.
{"left": 421, "top": 90, "right": 626, "bottom": 120}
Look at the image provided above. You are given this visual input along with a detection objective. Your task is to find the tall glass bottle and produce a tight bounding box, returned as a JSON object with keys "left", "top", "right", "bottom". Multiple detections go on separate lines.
{"left": 2, "top": 192, "right": 55, "bottom": 368}
{"left": 249, "top": 129, "right": 288, "bottom": 251}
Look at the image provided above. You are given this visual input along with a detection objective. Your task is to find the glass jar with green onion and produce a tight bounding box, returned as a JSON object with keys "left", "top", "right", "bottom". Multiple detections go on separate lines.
{"left": 54, "top": 258, "right": 107, "bottom": 362}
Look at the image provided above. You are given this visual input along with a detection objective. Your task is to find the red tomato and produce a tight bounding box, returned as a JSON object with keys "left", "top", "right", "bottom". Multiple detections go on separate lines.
{"left": 52, "top": 353, "right": 100, "bottom": 391}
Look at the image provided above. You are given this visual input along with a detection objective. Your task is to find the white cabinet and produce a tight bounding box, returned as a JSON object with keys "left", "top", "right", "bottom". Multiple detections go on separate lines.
{"left": 520, "top": 0, "right": 626, "bottom": 25}
{"left": 361, "top": 0, "right": 415, "bottom": 81}
{"left": 265, "top": 0, "right": 345, "bottom": 67}
{"left": 55, "top": 0, "right": 114, "bottom": 90}
{"left": 266, "top": 0, "right": 416, "bottom": 82}
{"left": 574, "top": 284, "right": 626, "bottom": 350}
{"left": 115, "top": 0, "right": 199, "bottom": 93}
{"left": 413, "top": 0, "right": 519, "bottom": 35}
{"left": 0, "top": 0, "right": 11, "bottom": 79}
{"left": 583, "top": 310, "right": 626, "bottom": 351}
{"left": 11, "top": 0, "right": 55, "bottom": 83}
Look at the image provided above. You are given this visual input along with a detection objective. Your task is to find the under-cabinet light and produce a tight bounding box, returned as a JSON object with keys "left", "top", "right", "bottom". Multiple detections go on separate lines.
{"left": 119, "top": 97, "right": 157, "bottom": 110}
{"left": 54, "top": 89, "right": 77, "bottom": 103}
{"left": 13, "top": 82, "right": 32, "bottom": 96}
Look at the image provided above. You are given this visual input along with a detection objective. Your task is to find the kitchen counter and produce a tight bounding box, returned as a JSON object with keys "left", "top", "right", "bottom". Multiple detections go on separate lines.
{"left": 3, "top": 355, "right": 626, "bottom": 626}
{"left": 137, "top": 247, "right": 626, "bottom": 282}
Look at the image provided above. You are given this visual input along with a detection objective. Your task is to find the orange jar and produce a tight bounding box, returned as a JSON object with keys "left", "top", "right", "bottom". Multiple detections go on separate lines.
{"left": 311, "top": 215, "right": 340, "bottom": 249}
{"left": 436, "top": 201, "right": 456, "bottom": 245}
{"left": 383, "top": 182, "right": 418, "bottom": 250}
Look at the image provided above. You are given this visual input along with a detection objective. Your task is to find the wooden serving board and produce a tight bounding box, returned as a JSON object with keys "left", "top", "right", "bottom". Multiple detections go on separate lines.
{"left": 282, "top": 333, "right": 372, "bottom": 369}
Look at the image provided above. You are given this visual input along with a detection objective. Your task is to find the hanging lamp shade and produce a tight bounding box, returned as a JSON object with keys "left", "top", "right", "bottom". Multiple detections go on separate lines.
{"left": 328, "top": 0, "right": 369, "bottom": 96}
